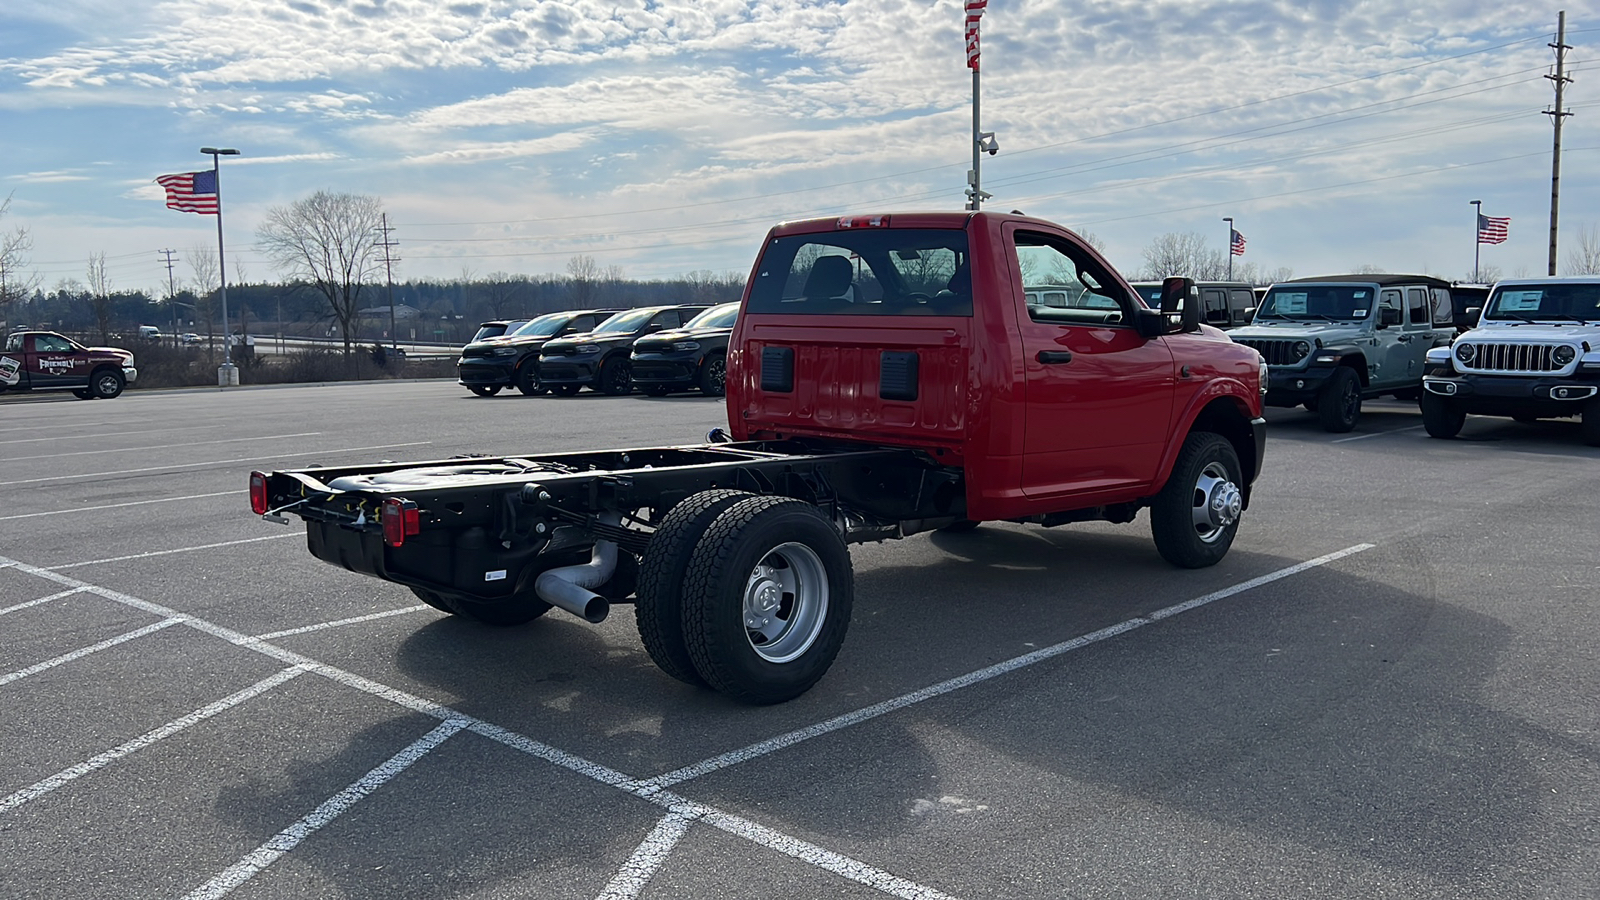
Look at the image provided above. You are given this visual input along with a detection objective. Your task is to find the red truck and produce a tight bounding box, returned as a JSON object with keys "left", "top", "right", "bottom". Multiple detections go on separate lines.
{"left": 250, "top": 212, "right": 1267, "bottom": 703}
{"left": 0, "top": 331, "right": 138, "bottom": 399}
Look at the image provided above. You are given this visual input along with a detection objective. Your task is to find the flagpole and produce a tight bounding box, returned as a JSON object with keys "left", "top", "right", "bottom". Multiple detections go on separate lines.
{"left": 1223, "top": 217, "right": 1234, "bottom": 281}
{"left": 202, "top": 146, "right": 240, "bottom": 385}
{"left": 1470, "top": 199, "right": 1482, "bottom": 283}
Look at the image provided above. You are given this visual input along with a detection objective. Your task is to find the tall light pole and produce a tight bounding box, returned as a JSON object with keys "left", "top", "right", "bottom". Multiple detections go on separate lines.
{"left": 1470, "top": 199, "right": 1482, "bottom": 283}
{"left": 201, "top": 147, "right": 240, "bottom": 383}
{"left": 1222, "top": 217, "right": 1235, "bottom": 281}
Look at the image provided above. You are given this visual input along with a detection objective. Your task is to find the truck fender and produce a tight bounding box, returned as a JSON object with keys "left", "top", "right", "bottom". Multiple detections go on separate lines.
{"left": 1155, "top": 386, "right": 1259, "bottom": 506}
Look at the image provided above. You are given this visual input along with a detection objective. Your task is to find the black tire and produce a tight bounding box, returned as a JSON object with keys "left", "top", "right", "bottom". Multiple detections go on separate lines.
{"left": 597, "top": 357, "right": 632, "bottom": 395}
{"left": 515, "top": 364, "right": 546, "bottom": 396}
{"left": 1583, "top": 401, "right": 1600, "bottom": 447}
{"left": 635, "top": 489, "right": 754, "bottom": 686}
{"left": 91, "top": 368, "right": 125, "bottom": 399}
{"left": 72, "top": 388, "right": 96, "bottom": 400}
{"left": 1421, "top": 393, "right": 1466, "bottom": 439}
{"left": 937, "top": 519, "right": 982, "bottom": 533}
{"left": 1150, "top": 432, "right": 1244, "bottom": 569}
{"left": 1316, "top": 367, "right": 1361, "bottom": 433}
{"left": 698, "top": 353, "right": 728, "bottom": 397}
{"left": 640, "top": 384, "right": 673, "bottom": 397}
{"left": 467, "top": 384, "right": 501, "bottom": 397}
{"left": 681, "top": 496, "right": 854, "bottom": 704}
{"left": 549, "top": 384, "right": 581, "bottom": 397}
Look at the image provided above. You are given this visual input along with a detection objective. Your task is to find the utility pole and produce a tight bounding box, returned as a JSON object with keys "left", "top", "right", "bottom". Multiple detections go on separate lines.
{"left": 1545, "top": 10, "right": 1572, "bottom": 276}
{"left": 377, "top": 213, "right": 400, "bottom": 354}
{"left": 159, "top": 248, "right": 179, "bottom": 345}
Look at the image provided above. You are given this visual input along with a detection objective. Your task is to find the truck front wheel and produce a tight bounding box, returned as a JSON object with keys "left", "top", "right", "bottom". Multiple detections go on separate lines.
{"left": 636, "top": 489, "right": 754, "bottom": 686}
{"left": 597, "top": 357, "right": 632, "bottom": 395}
{"left": 1316, "top": 367, "right": 1361, "bottom": 432}
{"left": 1421, "top": 393, "right": 1466, "bottom": 439}
{"left": 515, "top": 364, "right": 546, "bottom": 396}
{"left": 91, "top": 368, "right": 125, "bottom": 399}
{"left": 1151, "top": 432, "right": 1243, "bottom": 569}
{"left": 681, "top": 496, "right": 853, "bottom": 704}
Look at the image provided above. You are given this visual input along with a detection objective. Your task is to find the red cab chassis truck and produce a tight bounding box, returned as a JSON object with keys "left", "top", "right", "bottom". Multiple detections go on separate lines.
{"left": 250, "top": 212, "right": 1267, "bottom": 703}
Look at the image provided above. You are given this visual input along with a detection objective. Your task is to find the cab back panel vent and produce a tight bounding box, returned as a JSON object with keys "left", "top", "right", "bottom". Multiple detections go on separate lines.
{"left": 761, "top": 346, "right": 794, "bottom": 392}
{"left": 879, "top": 351, "right": 919, "bottom": 401}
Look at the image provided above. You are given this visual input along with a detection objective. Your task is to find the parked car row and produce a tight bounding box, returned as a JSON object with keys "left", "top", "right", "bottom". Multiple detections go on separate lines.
{"left": 456, "top": 303, "right": 736, "bottom": 399}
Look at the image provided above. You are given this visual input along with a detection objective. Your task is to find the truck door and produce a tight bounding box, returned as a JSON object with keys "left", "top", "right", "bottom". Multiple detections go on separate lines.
{"left": 1006, "top": 227, "right": 1176, "bottom": 498}
{"left": 27, "top": 333, "right": 82, "bottom": 388}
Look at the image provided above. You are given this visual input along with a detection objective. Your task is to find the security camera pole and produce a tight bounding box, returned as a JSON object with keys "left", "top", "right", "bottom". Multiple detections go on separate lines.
{"left": 965, "top": 0, "right": 994, "bottom": 211}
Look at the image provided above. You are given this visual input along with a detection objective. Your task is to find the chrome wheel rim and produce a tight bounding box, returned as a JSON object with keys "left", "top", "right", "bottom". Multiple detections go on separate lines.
{"left": 1191, "top": 461, "right": 1242, "bottom": 544}
{"left": 741, "top": 542, "right": 828, "bottom": 663}
{"left": 97, "top": 374, "right": 119, "bottom": 395}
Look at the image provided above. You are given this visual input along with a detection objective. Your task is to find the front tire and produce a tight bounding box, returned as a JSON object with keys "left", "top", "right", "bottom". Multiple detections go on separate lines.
{"left": 681, "top": 496, "right": 854, "bottom": 704}
{"left": 1316, "top": 367, "right": 1361, "bottom": 433}
{"left": 698, "top": 353, "right": 727, "bottom": 397}
{"left": 515, "top": 364, "right": 546, "bottom": 396}
{"left": 597, "top": 357, "right": 632, "bottom": 395}
{"left": 1421, "top": 393, "right": 1465, "bottom": 439}
{"left": 91, "top": 368, "right": 125, "bottom": 399}
{"left": 635, "top": 489, "right": 754, "bottom": 686}
{"left": 72, "top": 388, "right": 96, "bottom": 400}
{"left": 1583, "top": 401, "right": 1600, "bottom": 447}
{"left": 467, "top": 384, "right": 501, "bottom": 397}
{"left": 1150, "top": 432, "right": 1244, "bottom": 569}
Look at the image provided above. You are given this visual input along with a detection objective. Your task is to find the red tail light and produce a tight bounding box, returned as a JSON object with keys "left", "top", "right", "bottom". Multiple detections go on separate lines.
{"left": 382, "top": 498, "right": 421, "bottom": 547}
{"left": 249, "top": 471, "right": 269, "bottom": 515}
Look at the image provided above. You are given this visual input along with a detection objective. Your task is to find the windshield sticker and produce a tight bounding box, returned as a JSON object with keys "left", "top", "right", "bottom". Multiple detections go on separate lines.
{"left": 1352, "top": 308, "right": 1367, "bottom": 317}
{"left": 1353, "top": 290, "right": 1368, "bottom": 298}
{"left": 1498, "top": 290, "right": 1543, "bottom": 311}
{"left": 1275, "top": 292, "right": 1308, "bottom": 314}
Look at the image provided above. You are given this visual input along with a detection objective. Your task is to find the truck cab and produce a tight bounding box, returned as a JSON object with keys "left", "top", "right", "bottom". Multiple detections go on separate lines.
{"left": 0, "top": 331, "right": 138, "bottom": 400}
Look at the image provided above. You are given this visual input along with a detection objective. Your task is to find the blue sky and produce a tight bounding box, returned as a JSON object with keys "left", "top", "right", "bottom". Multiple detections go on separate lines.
{"left": 1, "top": 0, "right": 1595, "bottom": 297}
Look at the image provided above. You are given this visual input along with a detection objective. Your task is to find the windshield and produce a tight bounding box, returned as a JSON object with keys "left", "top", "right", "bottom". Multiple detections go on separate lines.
{"left": 1130, "top": 284, "right": 1163, "bottom": 306}
{"left": 685, "top": 304, "right": 738, "bottom": 329}
{"left": 1484, "top": 283, "right": 1600, "bottom": 322}
{"left": 593, "top": 308, "right": 656, "bottom": 333}
{"left": 510, "top": 313, "right": 570, "bottom": 338}
{"left": 1256, "top": 285, "right": 1374, "bottom": 321}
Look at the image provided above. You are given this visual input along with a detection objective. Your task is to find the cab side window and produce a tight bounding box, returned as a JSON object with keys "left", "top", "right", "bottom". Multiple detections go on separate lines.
{"left": 1229, "top": 289, "right": 1255, "bottom": 325}
{"left": 4, "top": 334, "right": 21, "bottom": 352}
{"left": 1430, "top": 288, "right": 1453, "bottom": 326}
{"left": 1406, "top": 287, "right": 1430, "bottom": 325}
{"left": 1014, "top": 232, "right": 1129, "bottom": 326}
{"left": 1379, "top": 290, "right": 1403, "bottom": 324}
{"left": 36, "top": 335, "right": 72, "bottom": 353}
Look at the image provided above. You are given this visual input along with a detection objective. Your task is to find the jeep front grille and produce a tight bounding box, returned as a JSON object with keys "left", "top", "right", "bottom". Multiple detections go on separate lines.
{"left": 1467, "top": 342, "right": 1562, "bottom": 373}
{"left": 1234, "top": 339, "right": 1299, "bottom": 366}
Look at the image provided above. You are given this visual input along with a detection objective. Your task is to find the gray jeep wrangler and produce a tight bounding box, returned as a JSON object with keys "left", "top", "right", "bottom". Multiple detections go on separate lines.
{"left": 1228, "top": 274, "right": 1456, "bottom": 432}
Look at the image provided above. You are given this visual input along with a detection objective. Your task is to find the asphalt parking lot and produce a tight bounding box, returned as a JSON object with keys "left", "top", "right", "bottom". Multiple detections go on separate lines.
{"left": 2, "top": 381, "right": 1598, "bottom": 899}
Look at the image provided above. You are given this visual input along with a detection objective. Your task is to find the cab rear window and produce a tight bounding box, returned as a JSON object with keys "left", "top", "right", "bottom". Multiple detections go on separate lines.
{"left": 747, "top": 230, "right": 972, "bottom": 316}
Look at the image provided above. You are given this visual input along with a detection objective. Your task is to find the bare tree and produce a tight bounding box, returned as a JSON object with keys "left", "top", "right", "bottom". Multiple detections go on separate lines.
{"left": 1348, "top": 264, "right": 1386, "bottom": 275}
{"left": 1563, "top": 223, "right": 1600, "bottom": 275}
{"left": 1139, "top": 232, "right": 1225, "bottom": 280}
{"left": 257, "top": 191, "right": 385, "bottom": 357}
{"left": 479, "top": 272, "right": 527, "bottom": 318}
{"left": 188, "top": 245, "right": 219, "bottom": 359}
{"left": 1076, "top": 229, "right": 1109, "bottom": 255}
{"left": 566, "top": 254, "right": 601, "bottom": 308}
{"left": 85, "top": 252, "right": 112, "bottom": 344}
{"left": 0, "top": 193, "right": 39, "bottom": 318}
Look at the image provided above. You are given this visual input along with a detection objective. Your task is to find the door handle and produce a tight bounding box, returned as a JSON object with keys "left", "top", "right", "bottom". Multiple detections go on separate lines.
{"left": 1396, "top": 334, "right": 1412, "bottom": 342}
{"left": 1037, "top": 350, "right": 1073, "bottom": 364}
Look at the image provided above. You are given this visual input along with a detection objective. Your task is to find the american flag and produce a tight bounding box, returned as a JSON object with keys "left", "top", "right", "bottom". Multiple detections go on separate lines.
{"left": 1230, "top": 228, "right": 1247, "bottom": 256}
{"left": 155, "top": 170, "right": 219, "bottom": 215}
{"left": 1477, "top": 214, "right": 1510, "bottom": 245}
{"left": 966, "top": 0, "right": 987, "bottom": 71}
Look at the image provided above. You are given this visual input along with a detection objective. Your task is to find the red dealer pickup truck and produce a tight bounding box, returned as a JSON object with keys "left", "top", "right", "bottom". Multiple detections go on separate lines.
{"left": 0, "top": 331, "right": 138, "bottom": 399}
{"left": 250, "top": 211, "right": 1268, "bottom": 703}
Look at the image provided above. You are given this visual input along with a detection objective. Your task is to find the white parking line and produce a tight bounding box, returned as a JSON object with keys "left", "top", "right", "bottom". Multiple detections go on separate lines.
{"left": 45, "top": 534, "right": 300, "bottom": 570}
{"left": 0, "top": 617, "right": 184, "bottom": 688}
{"left": 595, "top": 813, "right": 696, "bottom": 900}
{"left": 1331, "top": 425, "right": 1424, "bottom": 443}
{"left": 5, "top": 432, "right": 323, "bottom": 462}
{"left": 181, "top": 718, "right": 469, "bottom": 900}
{"left": 637, "top": 543, "right": 1377, "bottom": 794}
{"left": 0, "top": 666, "right": 309, "bottom": 814}
{"left": 250, "top": 605, "right": 433, "bottom": 641}
{"left": 0, "top": 491, "right": 239, "bottom": 522}
{"left": 0, "top": 441, "right": 433, "bottom": 487}
{"left": 0, "top": 588, "right": 83, "bottom": 617}
{"left": 0, "top": 426, "right": 214, "bottom": 445}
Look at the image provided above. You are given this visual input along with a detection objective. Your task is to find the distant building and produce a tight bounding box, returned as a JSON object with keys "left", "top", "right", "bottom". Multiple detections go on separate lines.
{"left": 357, "top": 303, "right": 422, "bottom": 321}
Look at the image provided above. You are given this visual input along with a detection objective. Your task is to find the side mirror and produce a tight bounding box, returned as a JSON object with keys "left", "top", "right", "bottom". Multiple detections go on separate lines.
{"left": 1160, "top": 276, "right": 1200, "bottom": 333}
{"left": 1379, "top": 307, "right": 1402, "bottom": 327}
{"left": 1465, "top": 306, "right": 1481, "bottom": 318}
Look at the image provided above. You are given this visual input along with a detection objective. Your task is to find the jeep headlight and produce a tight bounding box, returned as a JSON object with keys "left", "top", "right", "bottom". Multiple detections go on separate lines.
{"left": 1553, "top": 345, "right": 1577, "bottom": 366}
{"left": 1455, "top": 343, "right": 1476, "bottom": 363}
{"left": 491, "top": 346, "right": 519, "bottom": 356}
{"left": 672, "top": 340, "right": 701, "bottom": 352}
{"left": 576, "top": 344, "right": 602, "bottom": 354}
{"left": 1292, "top": 340, "right": 1311, "bottom": 361}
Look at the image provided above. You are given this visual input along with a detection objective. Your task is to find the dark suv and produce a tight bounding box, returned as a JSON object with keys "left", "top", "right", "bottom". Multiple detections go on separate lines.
{"left": 629, "top": 302, "right": 739, "bottom": 396}
{"left": 456, "top": 309, "right": 621, "bottom": 397}
{"left": 1130, "top": 281, "right": 1257, "bottom": 329}
{"left": 539, "top": 305, "right": 710, "bottom": 395}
